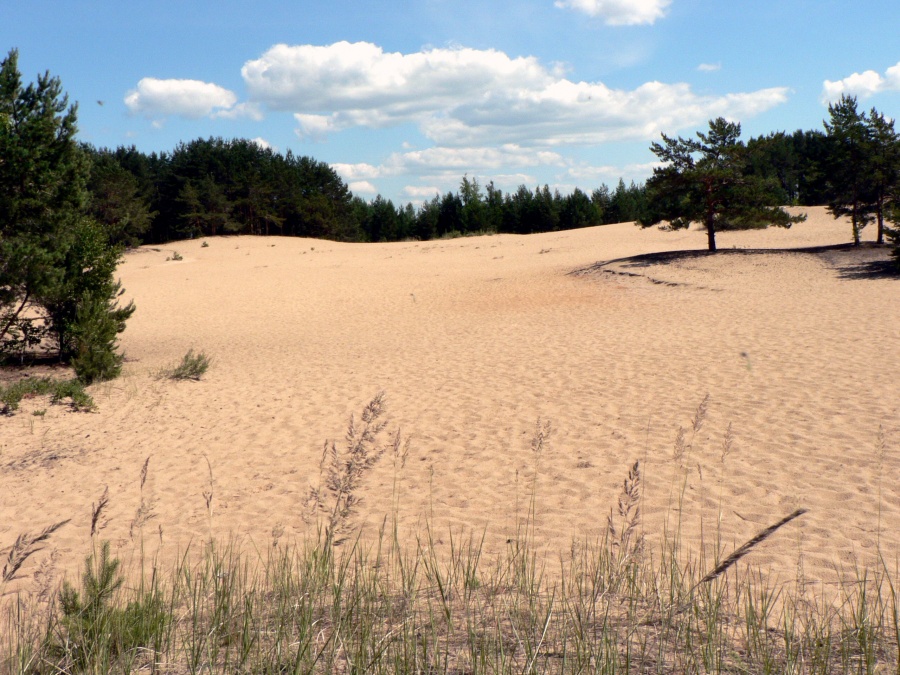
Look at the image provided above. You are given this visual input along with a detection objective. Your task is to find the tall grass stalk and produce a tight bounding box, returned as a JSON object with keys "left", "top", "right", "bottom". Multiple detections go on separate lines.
{"left": 3, "top": 506, "right": 900, "bottom": 672}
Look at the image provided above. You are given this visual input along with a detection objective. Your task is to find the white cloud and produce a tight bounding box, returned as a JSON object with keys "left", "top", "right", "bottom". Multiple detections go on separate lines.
{"left": 565, "top": 161, "right": 662, "bottom": 184}
{"left": 244, "top": 42, "right": 554, "bottom": 126}
{"left": 124, "top": 77, "right": 237, "bottom": 118}
{"left": 554, "top": 0, "right": 671, "bottom": 25}
{"left": 213, "top": 102, "right": 264, "bottom": 121}
{"left": 294, "top": 113, "right": 339, "bottom": 139}
{"left": 822, "top": 61, "right": 900, "bottom": 103}
{"left": 419, "top": 80, "right": 789, "bottom": 147}
{"left": 331, "top": 162, "right": 386, "bottom": 181}
{"left": 241, "top": 42, "right": 786, "bottom": 148}
{"left": 386, "top": 145, "right": 566, "bottom": 171}
{"left": 332, "top": 146, "right": 564, "bottom": 186}
{"left": 698, "top": 63, "right": 721, "bottom": 72}
{"left": 403, "top": 185, "right": 442, "bottom": 200}
{"left": 250, "top": 137, "right": 274, "bottom": 151}
{"left": 348, "top": 181, "right": 377, "bottom": 195}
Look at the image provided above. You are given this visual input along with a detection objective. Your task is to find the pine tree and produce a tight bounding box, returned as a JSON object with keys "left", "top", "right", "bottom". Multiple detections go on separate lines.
{"left": 85, "top": 147, "right": 155, "bottom": 248}
{"left": 866, "top": 108, "right": 900, "bottom": 245}
{"left": 823, "top": 95, "right": 876, "bottom": 246}
{"left": 0, "top": 49, "right": 133, "bottom": 377}
{"left": 0, "top": 49, "right": 85, "bottom": 350}
{"left": 641, "top": 118, "right": 803, "bottom": 251}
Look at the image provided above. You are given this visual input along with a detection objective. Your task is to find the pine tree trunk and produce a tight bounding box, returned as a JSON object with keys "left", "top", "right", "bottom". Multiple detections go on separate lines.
{"left": 707, "top": 221, "right": 717, "bottom": 251}
{"left": 703, "top": 181, "right": 718, "bottom": 251}
{"left": 877, "top": 196, "right": 884, "bottom": 244}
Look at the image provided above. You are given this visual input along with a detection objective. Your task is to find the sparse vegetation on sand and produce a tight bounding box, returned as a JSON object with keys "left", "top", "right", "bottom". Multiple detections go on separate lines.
{"left": 0, "top": 377, "right": 94, "bottom": 414}
{"left": 159, "top": 348, "right": 211, "bottom": 381}
{"left": 2, "top": 396, "right": 899, "bottom": 673}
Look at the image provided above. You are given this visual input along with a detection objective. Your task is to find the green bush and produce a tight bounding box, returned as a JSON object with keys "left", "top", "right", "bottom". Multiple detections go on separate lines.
{"left": 165, "top": 349, "right": 211, "bottom": 381}
{"left": 57, "top": 541, "right": 169, "bottom": 668}
{"left": 68, "top": 291, "right": 129, "bottom": 384}
{"left": 0, "top": 377, "right": 93, "bottom": 414}
{"left": 50, "top": 379, "right": 94, "bottom": 410}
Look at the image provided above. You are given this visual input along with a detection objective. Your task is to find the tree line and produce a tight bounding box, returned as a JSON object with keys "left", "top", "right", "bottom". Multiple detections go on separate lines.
{"left": 83, "top": 139, "right": 653, "bottom": 246}
{"left": 83, "top": 127, "right": 841, "bottom": 247}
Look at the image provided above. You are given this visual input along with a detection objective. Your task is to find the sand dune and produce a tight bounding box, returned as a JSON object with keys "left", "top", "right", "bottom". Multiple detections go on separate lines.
{"left": 2, "top": 206, "right": 897, "bottom": 592}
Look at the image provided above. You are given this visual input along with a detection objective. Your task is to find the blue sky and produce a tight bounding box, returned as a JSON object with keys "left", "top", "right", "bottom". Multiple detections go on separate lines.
{"left": 5, "top": 1, "right": 900, "bottom": 204}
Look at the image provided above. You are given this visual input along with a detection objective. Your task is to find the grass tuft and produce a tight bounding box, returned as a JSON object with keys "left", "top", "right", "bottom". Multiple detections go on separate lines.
{"left": 0, "top": 377, "right": 94, "bottom": 414}
{"left": 160, "top": 348, "right": 211, "bottom": 381}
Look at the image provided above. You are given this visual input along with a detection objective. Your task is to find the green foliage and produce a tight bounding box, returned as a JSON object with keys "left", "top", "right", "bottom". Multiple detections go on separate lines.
{"left": 0, "top": 50, "right": 134, "bottom": 375}
{"left": 641, "top": 117, "right": 805, "bottom": 251}
{"left": 0, "top": 49, "right": 84, "bottom": 355}
{"left": 40, "top": 218, "right": 134, "bottom": 365}
{"left": 164, "top": 348, "right": 211, "bottom": 381}
{"left": 821, "top": 97, "right": 900, "bottom": 246}
{"left": 887, "top": 207, "right": 900, "bottom": 270}
{"left": 824, "top": 96, "right": 878, "bottom": 245}
{"left": 0, "top": 377, "right": 53, "bottom": 413}
{"left": 68, "top": 294, "right": 126, "bottom": 384}
{"left": 84, "top": 146, "right": 156, "bottom": 247}
{"left": 57, "top": 541, "right": 169, "bottom": 668}
{"left": 0, "top": 376, "right": 94, "bottom": 413}
{"left": 48, "top": 379, "right": 93, "bottom": 410}
{"left": 866, "top": 107, "right": 900, "bottom": 244}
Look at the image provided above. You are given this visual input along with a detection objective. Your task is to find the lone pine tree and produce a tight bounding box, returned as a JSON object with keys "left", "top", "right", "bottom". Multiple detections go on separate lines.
{"left": 640, "top": 117, "right": 803, "bottom": 252}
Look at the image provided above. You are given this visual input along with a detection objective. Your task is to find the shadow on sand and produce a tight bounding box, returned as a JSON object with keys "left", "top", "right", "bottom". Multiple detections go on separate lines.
{"left": 573, "top": 242, "right": 897, "bottom": 282}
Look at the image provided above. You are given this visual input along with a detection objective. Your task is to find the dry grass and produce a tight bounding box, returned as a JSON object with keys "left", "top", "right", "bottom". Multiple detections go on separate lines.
{"left": 0, "top": 521, "right": 69, "bottom": 588}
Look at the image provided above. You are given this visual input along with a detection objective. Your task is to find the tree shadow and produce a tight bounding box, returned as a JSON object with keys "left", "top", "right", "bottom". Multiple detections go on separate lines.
{"left": 573, "top": 242, "right": 897, "bottom": 281}
{"left": 812, "top": 245, "right": 898, "bottom": 280}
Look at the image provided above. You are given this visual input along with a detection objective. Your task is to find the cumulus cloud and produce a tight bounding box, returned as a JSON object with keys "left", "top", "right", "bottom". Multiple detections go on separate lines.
{"left": 822, "top": 62, "right": 900, "bottom": 103}
{"left": 554, "top": 0, "right": 671, "bottom": 25}
{"left": 419, "top": 81, "right": 789, "bottom": 147}
{"left": 124, "top": 78, "right": 237, "bottom": 118}
{"left": 348, "top": 181, "right": 378, "bottom": 195}
{"left": 565, "top": 161, "right": 662, "bottom": 184}
{"left": 241, "top": 42, "right": 787, "bottom": 147}
{"left": 244, "top": 42, "right": 556, "bottom": 125}
{"left": 403, "top": 185, "right": 442, "bottom": 200}
{"left": 250, "top": 137, "right": 274, "bottom": 150}
{"left": 334, "top": 146, "right": 564, "bottom": 184}
{"left": 294, "top": 113, "right": 340, "bottom": 139}
{"left": 386, "top": 145, "right": 565, "bottom": 171}
{"left": 698, "top": 63, "right": 721, "bottom": 72}
{"left": 213, "top": 102, "right": 264, "bottom": 121}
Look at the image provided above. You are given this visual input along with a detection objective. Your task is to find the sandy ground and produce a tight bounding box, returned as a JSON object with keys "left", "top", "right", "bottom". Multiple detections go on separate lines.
{"left": 1, "top": 207, "right": 898, "bottom": 594}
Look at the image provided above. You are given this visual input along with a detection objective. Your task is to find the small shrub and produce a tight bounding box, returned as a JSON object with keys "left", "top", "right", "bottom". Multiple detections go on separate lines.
{"left": 68, "top": 293, "right": 130, "bottom": 384}
{"left": 56, "top": 541, "right": 170, "bottom": 667}
{"left": 51, "top": 379, "right": 95, "bottom": 411}
{"left": 0, "top": 377, "right": 53, "bottom": 413}
{"left": 165, "top": 349, "right": 211, "bottom": 381}
{"left": 167, "top": 251, "right": 183, "bottom": 261}
{"left": 201, "top": 241, "right": 209, "bottom": 248}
